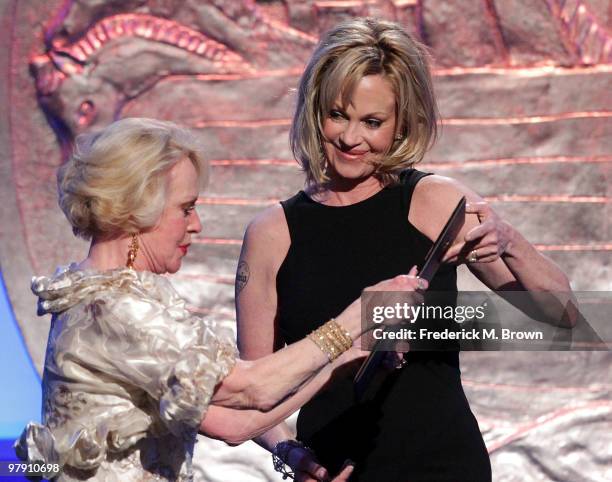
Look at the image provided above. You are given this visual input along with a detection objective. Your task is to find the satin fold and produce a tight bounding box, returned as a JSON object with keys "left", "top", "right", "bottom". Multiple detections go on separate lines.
{"left": 16, "top": 264, "right": 237, "bottom": 481}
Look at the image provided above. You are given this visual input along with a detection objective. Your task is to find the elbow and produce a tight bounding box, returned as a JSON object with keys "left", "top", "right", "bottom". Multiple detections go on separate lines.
{"left": 538, "top": 275, "right": 578, "bottom": 329}
{"left": 559, "top": 302, "right": 579, "bottom": 329}
{"left": 559, "top": 284, "right": 579, "bottom": 329}
{"left": 564, "top": 319, "right": 578, "bottom": 330}
{"left": 220, "top": 434, "right": 248, "bottom": 447}
{"left": 544, "top": 293, "right": 579, "bottom": 329}
{"left": 199, "top": 420, "right": 250, "bottom": 447}
{"left": 542, "top": 313, "right": 577, "bottom": 329}
{"left": 200, "top": 428, "right": 248, "bottom": 447}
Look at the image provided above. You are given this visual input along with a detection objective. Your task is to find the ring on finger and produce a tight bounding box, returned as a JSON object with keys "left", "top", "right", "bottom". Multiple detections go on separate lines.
{"left": 416, "top": 277, "right": 427, "bottom": 290}
{"left": 467, "top": 250, "right": 478, "bottom": 263}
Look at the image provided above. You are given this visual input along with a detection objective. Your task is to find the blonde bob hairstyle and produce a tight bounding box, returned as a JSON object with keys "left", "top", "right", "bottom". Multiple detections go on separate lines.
{"left": 57, "top": 117, "right": 207, "bottom": 240}
{"left": 290, "top": 17, "right": 439, "bottom": 187}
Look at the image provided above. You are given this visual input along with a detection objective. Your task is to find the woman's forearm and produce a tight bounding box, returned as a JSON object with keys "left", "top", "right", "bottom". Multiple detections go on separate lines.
{"left": 202, "top": 348, "right": 363, "bottom": 444}
{"left": 501, "top": 225, "right": 577, "bottom": 326}
{"left": 502, "top": 225, "right": 570, "bottom": 291}
{"left": 214, "top": 273, "right": 419, "bottom": 412}
{"left": 212, "top": 301, "right": 362, "bottom": 411}
{"left": 214, "top": 343, "right": 327, "bottom": 411}
{"left": 253, "top": 423, "right": 294, "bottom": 453}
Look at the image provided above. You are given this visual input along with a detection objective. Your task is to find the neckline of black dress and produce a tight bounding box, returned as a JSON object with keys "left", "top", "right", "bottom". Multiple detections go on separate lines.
{"left": 299, "top": 185, "right": 389, "bottom": 210}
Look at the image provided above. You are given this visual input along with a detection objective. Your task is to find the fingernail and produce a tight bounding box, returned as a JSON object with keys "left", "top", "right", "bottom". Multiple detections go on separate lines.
{"left": 341, "top": 459, "right": 355, "bottom": 470}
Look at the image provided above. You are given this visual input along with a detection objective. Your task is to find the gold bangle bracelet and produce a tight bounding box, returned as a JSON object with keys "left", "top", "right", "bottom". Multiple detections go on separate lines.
{"left": 327, "top": 319, "right": 353, "bottom": 351}
{"left": 308, "top": 330, "right": 339, "bottom": 361}
{"left": 307, "top": 318, "right": 354, "bottom": 361}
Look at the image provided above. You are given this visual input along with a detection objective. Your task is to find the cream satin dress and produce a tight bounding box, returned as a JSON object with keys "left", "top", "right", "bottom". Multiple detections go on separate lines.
{"left": 15, "top": 265, "right": 237, "bottom": 481}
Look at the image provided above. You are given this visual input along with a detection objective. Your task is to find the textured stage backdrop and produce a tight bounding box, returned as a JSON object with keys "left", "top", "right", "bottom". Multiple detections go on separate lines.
{"left": 0, "top": 1, "right": 610, "bottom": 481}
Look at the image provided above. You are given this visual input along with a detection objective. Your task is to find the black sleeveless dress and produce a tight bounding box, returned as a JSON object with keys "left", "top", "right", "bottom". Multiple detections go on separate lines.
{"left": 277, "top": 170, "right": 491, "bottom": 481}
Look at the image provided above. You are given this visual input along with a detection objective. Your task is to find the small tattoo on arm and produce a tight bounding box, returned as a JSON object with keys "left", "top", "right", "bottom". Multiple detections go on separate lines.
{"left": 236, "top": 260, "right": 250, "bottom": 296}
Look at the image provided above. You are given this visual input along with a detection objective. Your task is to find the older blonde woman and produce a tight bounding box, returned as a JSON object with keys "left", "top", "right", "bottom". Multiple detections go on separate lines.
{"left": 237, "top": 18, "right": 576, "bottom": 481}
{"left": 15, "top": 117, "right": 423, "bottom": 481}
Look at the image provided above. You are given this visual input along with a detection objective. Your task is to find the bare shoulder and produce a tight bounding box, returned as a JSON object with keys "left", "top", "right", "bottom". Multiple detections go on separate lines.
{"left": 413, "top": 174, "right": 482, "bottom": 203}
{"left": 245, "top": 203, "right": 288, "bottom": 241}
{"left": 242, "top": 203, "right": 290, "bottom": 265}
{"left": 409, "top": 175, "right": 483, "bottom": 242}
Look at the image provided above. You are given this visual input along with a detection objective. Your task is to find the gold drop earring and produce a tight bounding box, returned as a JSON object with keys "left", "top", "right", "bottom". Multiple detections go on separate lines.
{"left": 126, "top": 234, "right": 139, "bottom": 269}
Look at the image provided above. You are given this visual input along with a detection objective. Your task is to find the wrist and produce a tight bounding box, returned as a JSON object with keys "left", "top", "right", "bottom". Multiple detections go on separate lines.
{"left": 272, "top": 439, "right": 316, "bottom": 479}
{"left": 339, "top": 345, "right": 367, "bottom": 364}
{"left": 308, "top": 318, "right": 353, "bottom": 361}
{"left": 336, "top": 300, "right": 361, "bottom": 339}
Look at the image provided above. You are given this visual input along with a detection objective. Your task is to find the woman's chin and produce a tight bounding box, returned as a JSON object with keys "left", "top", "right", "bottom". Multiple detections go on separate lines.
{"left": 166, "top": 261, "right": 182, "bottom": 275}
{"left": 329, "top": 163, "right": 376, "bottom": 182}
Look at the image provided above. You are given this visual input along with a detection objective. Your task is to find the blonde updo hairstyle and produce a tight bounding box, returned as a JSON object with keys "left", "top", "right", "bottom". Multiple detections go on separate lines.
{"left": 291, "top": 17, "right": 439, "bottom": 187}
{"left": 57, "top": 117, "right": 207, "bottom": 240}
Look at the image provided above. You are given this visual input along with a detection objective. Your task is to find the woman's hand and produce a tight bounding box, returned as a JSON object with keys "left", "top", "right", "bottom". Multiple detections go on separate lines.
{"left": 288, "top": 447, "right": 328, "bottom": 481}
{"left": 288, "top": 447, "right": 354, "bottom": 481}
{"left": 336, "top": 266, "right": 427, "bottom": 340}
{"left": 381, "top": 351, "right": 408, "bottom": 370}
{"left": 363, "top": 266, "right": 428, "bottom": 326}
{"left": 295, "top": 464, "right": 354, "bottom": 482}
{"left": 366, "top": 265, "right": 428, "bottom": 292}
{"left": 443, "top": 201, "right": 514, "bottom": 264}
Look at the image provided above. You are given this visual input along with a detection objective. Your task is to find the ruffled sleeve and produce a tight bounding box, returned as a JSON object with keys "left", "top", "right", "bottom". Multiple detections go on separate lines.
{"left": 84, "top": 276, "right": 238, "bottom": 436}
{"left": 15, "top": 422, "right": 105, "bottom": 474}
{"left": 16, "top": 267, "right": 238, "bottom": 474}
{"left": 14, "top": 423, "right": 61, "bottom": 477}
